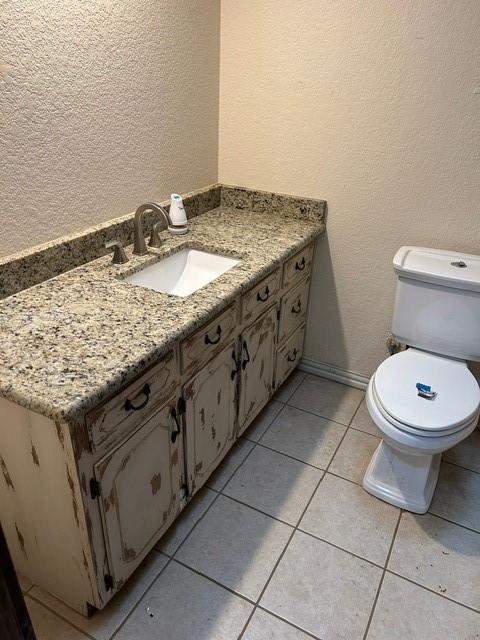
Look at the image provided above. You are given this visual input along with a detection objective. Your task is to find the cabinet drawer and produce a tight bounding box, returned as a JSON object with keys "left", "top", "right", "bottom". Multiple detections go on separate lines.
{"left": 181, "top": 302, "right": 238, "bottom": 377}
{"left": 276, "top": 323, "right": 305, "bottom": 388}
{"left": 283, "top": 243, "right": 314, "bottom": 290}
{"left": 242, "top": 268, "right": 281, "bottom": 324}
{"left": 278, "top": 275, "right": 310, "bottom": 344}
{"left": 86, "top": 349, "right": 178, "bottom": 453}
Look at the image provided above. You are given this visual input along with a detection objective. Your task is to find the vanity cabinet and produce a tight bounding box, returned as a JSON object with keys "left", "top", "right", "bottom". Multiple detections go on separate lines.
{"left": 93, "top": 397, "right": 184, "bottom": 585}
{"left": 238, "top": 306, "right": 278, "bottom": 436}
{"left": 0, "top": 239, "right": 316, "bottom": 616}
{"left": 183, "top": 342, "right": 238, "bottom": 494}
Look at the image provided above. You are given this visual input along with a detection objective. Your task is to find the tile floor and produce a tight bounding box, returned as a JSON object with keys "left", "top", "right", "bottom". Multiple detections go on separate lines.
{"left": 21, "top": 371, "right": 480, "bottom": 640}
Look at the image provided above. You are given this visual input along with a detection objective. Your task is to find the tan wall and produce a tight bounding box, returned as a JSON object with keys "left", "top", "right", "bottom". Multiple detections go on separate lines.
{"left": 219, "top": 0, "right": 480, "bottom": 378}
{"left": 0, "top": 1, "right": 220, "bottom": 257}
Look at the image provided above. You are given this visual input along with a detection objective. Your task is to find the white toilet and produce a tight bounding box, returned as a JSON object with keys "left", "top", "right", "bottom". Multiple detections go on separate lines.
{"left": 363, "top": 246, "right": 480, "bottom": 513}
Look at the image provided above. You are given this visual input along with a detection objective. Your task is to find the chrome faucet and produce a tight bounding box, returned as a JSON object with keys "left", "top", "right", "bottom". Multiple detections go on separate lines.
{"left": 133, "top": 203, "right": 173, "bottom": 256}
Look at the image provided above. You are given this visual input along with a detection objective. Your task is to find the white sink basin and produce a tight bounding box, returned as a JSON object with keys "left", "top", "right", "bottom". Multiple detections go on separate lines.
{"left": 125, "top": 249, "right": 241, "bottom": 297}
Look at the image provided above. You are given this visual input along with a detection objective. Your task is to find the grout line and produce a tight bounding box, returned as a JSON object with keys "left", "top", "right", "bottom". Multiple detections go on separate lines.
{"left": 385, "top": 569, "right": 480, "bottom": 615}
{"left": 206, "top": 438, "right": 259, "bottom": 493}
{"left": 361, "top": 509, "right": 403, "bottom": 640}
{"left": 284, "top": 401, "right": 357, "bottom": 429}
{"left": 217, "top": 491, "right": 297, "bottom": 528}
{"left": 238, "top": 400, "right": 357, "bottom": 640}
{"left": 441, "top": 458, "right": 480, "bottom": 477}
{"left": 426, "top": 511, "right": 480, "bottom": 536}
{"left": 255, "top": 605, "right": 324, "bottom": 640}
{"left": 245, "top": 438, "right": 329, "bottom": 472}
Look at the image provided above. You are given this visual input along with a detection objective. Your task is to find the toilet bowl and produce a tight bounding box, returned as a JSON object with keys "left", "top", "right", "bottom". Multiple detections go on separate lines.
{"left": 363, "top": 348, "right": 480, "bottom": 513}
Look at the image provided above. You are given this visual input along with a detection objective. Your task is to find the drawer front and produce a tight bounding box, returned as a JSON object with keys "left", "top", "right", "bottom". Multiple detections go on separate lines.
{"left": 276, "top": 323, "right": 306, "bottom": 388}
{"left": 181, "top": 302, "right": 238, "bottom": 377}
{"left": 278, "top": 275, "right": 310, "bottom": 344}
{"left": 283, "top": 243, "right": 314, "bottom": 290}
{"left": 242, "top": 268, "right": 281, "bottom": 325}
{"left": 86, "top": 349, "right": 178, "bottom": 453}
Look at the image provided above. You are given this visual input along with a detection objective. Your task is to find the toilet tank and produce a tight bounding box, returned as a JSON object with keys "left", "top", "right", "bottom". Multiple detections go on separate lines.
{"left": 392, "top": 247, "right": 480, "bottom": 361}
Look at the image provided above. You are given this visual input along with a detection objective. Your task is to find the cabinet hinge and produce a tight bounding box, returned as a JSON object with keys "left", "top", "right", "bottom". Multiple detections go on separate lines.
{"left": 181, "top": 483, "right": 190, "bottom": 500}
{"left": 104, "top": 574, "right": 114, "bottom": 591}
{"left": 277, "top": 306, "right": 281, "bottom": 321}
{"left": 89, "top": 478, "right": 100, "bottom": 499}
{"left": 178, "top": 396, "right": 186, "bottom": 415}
{"left": 272, "top": 378, "right": 276, "bottom": 391}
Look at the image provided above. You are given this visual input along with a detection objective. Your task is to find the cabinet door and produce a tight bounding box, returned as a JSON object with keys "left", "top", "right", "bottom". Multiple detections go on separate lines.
{"left": 238, "top": 306, "right": 278, "bottom": 435}
{"left": 184, "top": 343, "right": 238, "bottom": 495}
{"left": 94, "top": 397, "right": 184, "bottom": 587}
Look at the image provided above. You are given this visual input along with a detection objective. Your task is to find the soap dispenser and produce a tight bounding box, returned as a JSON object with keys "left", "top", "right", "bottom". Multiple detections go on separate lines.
{"left": 168, "top": 193, "right": 188, "bottom": 235}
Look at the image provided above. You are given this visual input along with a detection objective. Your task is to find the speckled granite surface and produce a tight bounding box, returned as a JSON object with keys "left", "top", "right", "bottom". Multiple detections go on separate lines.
{"left": 0, "top": 205, "right": 325, "bottom": 425}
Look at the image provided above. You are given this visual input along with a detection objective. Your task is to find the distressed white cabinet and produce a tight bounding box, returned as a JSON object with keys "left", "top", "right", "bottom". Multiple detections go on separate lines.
{"left": 183, "top": 342, "right": 238, "bottom": 494}
{"left": 0, "top": 239, "right": 316, "bottom": 616}
{"left": 238, "top": 305, "right": 278, "bottom": 435}
{"left": 93, "top": 397, "right": 184, "bottom": 585}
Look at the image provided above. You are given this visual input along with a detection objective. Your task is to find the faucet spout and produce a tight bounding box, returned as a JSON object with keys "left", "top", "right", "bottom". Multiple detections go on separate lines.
{"left": 133, "top": 203, "right": 173, "bottom": 256}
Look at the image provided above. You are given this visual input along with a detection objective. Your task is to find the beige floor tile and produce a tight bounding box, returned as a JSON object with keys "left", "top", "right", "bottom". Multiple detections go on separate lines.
{"left": 329, "top": 428, "right": 380, "bottom": 484}
{"left": 176, "top": 495, "right": 292, "bottom": 601}
{"left": 429, "top": 462, "right": 480, "bottom": 532}
{"left": 261, "top": 531, "right": 382, "bottom": 640}
{"left": 388, "top": 512, "right": 480, "bottom": 610}
{"left": 30, "top": 550, "right": 168, "bottom": 640}
{"left": 223, "top": 445, "right": 322, "bottom": 525}
{"left": 273, "top": 369, "right": 306, "bottom": 402}
{"left": 243, "top": 608, "right": 313, "bottom": 639}
{"left": 350, "top": 400, "right": 379, "bottom": 436}
{"left": 26, "top": 597, "right": 90, "bottom": 640}
{"left": 155, "top": 487, "right": 217, "bottom": 555}
{"left": 367, "top": 572, "right": 480, "bottom": 640}
{"left": 300, "top": 473, "right": 399, "bottom": 565}
{"left": 243, "top": 400, "right": 284, "bottom": 442}
{"left": 114, "top": 561, "right": 252, "bottom": 640}
{"left": 443, "top": 427, "right": 480, "bottom": 473}
{"left": 260, "top": 405, "right": 346, "bottom": 469}
{"left": 289, "top": 375, "right": 363, "bottom": 425}
{"left": 206, "top": 438, "right": 255, "bottom": 491}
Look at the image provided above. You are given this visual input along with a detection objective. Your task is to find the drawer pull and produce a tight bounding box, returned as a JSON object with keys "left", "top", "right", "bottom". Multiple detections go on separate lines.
{"left": 124, "top": 383, "right": 151, "bottom": 412}
{"left": 295, "top": 256, "right": 306, "bottom": 271}
{"left": 291, "top": 300, "right": 302, "bottom": 314}
{"left": 231, "top": 349, "right": 240, "bottom": 381}
{"left": 256, "top": 285, "right": 270, "bottom": 302}
{"left": 242, "top": 340, "right": 251, "bottom": 370}
{"left": 287, "top": 349, "right": 298, "bottom": 362}
{"left": 170, "top": 407, "right": 181, "bottom": 443}
{"left": 205, "top": 325, "right": 222, "bottom": 345}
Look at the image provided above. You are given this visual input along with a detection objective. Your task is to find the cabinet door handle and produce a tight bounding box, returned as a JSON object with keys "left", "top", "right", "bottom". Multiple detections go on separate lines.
{"left": 291, "top": 300, "right": 302, "bottom": 314}
{"left": 170, "top": 407, "right": 181, "bottom": 443}
{"left": 287, "top": 348, "right": 298, "bottom": 362}
{"left": 124, "top": 383, "right": 151, "bottom": 412}
{"left": 295, "top": 256, "right": 306, "bottom": 271}
{"left": 231, "top": 349, "right": 240, "bottom": 381}
{"left": 242, "top": 340, "right": 251, "bottom": 370}
{"left": 256, "top": 285, "right": 270, "bottom": 302}
{"left": 205, "top": 325, "right": 222, "bottom": 345}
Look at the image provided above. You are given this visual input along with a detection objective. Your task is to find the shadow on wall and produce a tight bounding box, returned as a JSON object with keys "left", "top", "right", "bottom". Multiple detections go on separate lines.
{"left": 304, "top": 228, "right": 349, "bottom": 374}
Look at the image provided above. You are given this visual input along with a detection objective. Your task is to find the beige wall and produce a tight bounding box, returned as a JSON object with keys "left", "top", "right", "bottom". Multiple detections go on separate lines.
{"left": 219, "top": 0, "right": 480, "bottom": 378}
{"left": 0, "top": 1, "right": 220, "bottom": 257}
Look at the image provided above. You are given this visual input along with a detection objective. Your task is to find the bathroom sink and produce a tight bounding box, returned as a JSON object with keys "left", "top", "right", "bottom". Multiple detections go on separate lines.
{"left": 124, "top": 249, "right": 241, "bottom": 297}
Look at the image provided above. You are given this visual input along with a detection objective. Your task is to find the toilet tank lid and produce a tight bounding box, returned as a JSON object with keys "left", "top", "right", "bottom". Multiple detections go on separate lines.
{"left": 393, "top": 246, "right": 480, "bottom": 293}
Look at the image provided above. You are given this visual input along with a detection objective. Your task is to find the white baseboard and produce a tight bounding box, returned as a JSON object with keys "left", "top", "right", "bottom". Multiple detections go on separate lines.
{"left": 299, "top": 357, "right": 370, "bottom": 391}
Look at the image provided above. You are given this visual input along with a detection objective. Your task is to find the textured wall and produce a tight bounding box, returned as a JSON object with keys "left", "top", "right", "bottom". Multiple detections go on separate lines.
{"left": 219, "top": 0, "right": 480, "bottom": 378}
{"left": 0, "top": 1, "right": 220, "bottom": 257}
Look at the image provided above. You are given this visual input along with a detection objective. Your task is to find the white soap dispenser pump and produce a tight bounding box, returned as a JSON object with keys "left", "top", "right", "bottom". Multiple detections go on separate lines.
{"left": 168, "top": 193, "right": 188, "bottom": 235}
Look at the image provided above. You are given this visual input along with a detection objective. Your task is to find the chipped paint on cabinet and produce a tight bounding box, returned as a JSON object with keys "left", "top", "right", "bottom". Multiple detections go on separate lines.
{"left": 184, "top": 343, "right": 237, "bottom": 495}
{"left": 94, "top": 397, "right": 184, "bottom": 586}
{"left": 276, "top": 323, "right": 306, "bottom": 388}
{"left": 238, "top": 306, "right": 278, "bottom": 435}
{"left": 278, "top": 275, "right": 311, "bottom": 344}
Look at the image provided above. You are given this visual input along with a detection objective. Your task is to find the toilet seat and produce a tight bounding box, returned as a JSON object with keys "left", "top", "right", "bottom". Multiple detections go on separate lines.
{"left": 372, "top": 349, "right": 480, "bottom": 437}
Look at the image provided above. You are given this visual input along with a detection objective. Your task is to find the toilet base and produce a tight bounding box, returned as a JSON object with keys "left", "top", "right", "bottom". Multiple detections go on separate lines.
{"left": 363, "top": 440, "right": 441, "bottom": 513}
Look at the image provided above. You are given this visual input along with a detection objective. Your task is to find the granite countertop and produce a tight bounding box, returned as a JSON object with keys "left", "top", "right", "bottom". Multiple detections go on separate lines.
{"left": 0, "top": 206, "right": 324, "bottom": 425}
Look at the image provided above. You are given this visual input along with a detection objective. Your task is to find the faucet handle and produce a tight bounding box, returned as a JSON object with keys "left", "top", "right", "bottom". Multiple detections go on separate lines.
{"left": 148, "top": 221, "right": 164, "bottom": 248}
{"left": 105, "top": 240, "right": 129, "bottom": 264}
